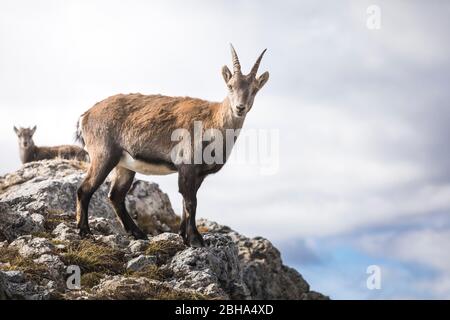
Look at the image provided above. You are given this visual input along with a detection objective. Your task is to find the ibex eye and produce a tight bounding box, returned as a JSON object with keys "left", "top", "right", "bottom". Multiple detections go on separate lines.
{"left": 227, "top": 85, "right": 232, "bottom": 90}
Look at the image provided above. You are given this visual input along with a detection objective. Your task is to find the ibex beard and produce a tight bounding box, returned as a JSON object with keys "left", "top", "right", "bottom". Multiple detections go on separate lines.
{"left": 75, "top": 45, "right": 269, "bottom": 247}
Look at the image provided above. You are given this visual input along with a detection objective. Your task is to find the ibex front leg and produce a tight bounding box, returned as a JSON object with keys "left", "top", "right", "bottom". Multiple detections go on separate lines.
{"left": 178, "top": 165, "right": 205, "bottom": 247}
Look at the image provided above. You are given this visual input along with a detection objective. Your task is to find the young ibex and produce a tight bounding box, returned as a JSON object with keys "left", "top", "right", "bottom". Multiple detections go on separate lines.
{"left": 75, "top": 45, "right": 269, "bottom": 247}
{"left": 14, "top": 126, "right": 89, "bottom": 164}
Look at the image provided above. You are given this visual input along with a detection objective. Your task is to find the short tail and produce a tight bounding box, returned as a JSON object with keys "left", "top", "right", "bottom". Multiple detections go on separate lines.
{"left": 75, "top": 115, "right": 86, "bottom": 148}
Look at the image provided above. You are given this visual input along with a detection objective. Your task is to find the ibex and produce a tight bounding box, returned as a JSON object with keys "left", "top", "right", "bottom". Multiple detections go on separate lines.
{"left": 75, "top": 45, "right": 269, "bottom": 247}
{"left": 14, "top": 126, "right": 89, "bottom": 164}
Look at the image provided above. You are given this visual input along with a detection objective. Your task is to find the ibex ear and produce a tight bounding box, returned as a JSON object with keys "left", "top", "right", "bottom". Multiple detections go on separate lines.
{"left": 13, "top": 126, "right": 19, "bottom": 135}
{"left": 222, "top": 65, "right": 232, "bottom": 84}
{"left": 31, "top": 126, "right": 37, "bottom": 135}
{"left": 256, "top": 71, "right": 269, "bottom": 89}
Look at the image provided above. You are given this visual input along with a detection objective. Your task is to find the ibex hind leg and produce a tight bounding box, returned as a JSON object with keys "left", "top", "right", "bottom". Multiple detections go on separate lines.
{"left": 108, "top": 166, "right": 147, "bottom": 240}
{"left": 76, "top": 151, "right": 120, "bottom": 237}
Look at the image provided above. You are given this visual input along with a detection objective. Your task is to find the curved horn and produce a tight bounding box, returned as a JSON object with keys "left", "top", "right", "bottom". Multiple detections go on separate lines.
{"left": 230, "top": 44, "right": 241, "bottom": 74}
{"left": 250, "top": 48, "right": 267, "bottom": 77}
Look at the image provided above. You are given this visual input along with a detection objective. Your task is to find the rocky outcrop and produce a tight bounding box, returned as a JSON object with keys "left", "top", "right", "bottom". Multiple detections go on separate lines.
{"left": 0, "top": 159, "right": 327, "bottom": 300}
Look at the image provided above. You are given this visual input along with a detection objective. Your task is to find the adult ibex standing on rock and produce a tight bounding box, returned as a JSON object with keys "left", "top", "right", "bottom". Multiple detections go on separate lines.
{"left": 75, "top": 45, "right": 269, "bottom": 247}
{"left": 14, "top": 126, "right": 89, "bottom": 164}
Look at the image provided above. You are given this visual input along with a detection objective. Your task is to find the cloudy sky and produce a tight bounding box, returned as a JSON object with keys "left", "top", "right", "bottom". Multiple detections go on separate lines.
{"left": 1, "top": 0, "right": 450, "bottom": 299}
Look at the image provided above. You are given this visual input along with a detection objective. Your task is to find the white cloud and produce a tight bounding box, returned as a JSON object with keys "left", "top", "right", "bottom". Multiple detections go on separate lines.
{"left": 359, "top": 229, "right": 450, "bottom": 271}
{"left": 357, "top": 228, "right": 450, "bottom": 298}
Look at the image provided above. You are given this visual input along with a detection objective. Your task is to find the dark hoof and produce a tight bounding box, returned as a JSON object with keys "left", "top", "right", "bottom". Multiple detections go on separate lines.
{"left": 179, "top": 230, "right": 186, "bottom": 242}
{"left": 131, "top": 228, "right": 148, "bottom": 240}
{"left": 181, "top": 235, "right": 189, "bottom": 246}
{"left": 179, "top": 221, "right": 186, "bottom": 239}
{"left": 78, "top": 226, "right": 92, "bottom": 238}
{"left": 187, "top": 233, "right": 205, "bottom": 248}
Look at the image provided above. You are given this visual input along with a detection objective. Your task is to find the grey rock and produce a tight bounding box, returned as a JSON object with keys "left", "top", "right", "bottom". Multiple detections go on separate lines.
{"left": 94, "top": 234, "right": 130, "bottom": 250}
{"left": 33, "top": 254, "right": 65, "bottom": 279}
{"left": 126, "top": 254, "right": 157, "bottom": 272}
{"left": 147, "top": 232, "right": 186, "bottom": 264}
{"left": 196, "top": 219, "right": 232, "bottom": 234}
{"left": 127, "top": 239, "right": 150, "bottom": 255}
{"left": 10, "top": 237, "right": 55, "bottom": 258}
{"left": 0, "top": 204, "right": 45, "bottom": 242}
{"left": 2, "top": 270, "right": 23, "bottom": 282}
{"left": 168, "top": 233, "right": 250, "bottom": 299}
{"left": 0, "top": 159, "right": 178, "bottom": 238}
{"left": 301, "top": 291, "right": 330, "bottom": 300}
{"left": 33, "top": 253, "right": 62, "bottom": 266}
{"left": 0, "top": 270, "right": 52, "bottom": 300}
{"left": 127, "top": 180, "right": 179, "bottom": 235}
{"left": 197, "top": 219, "right": 329, "bottom": 300}
{"left": 233, "top": 232, "right": 311, "bottom": 299}
{"left": 0, "top": 271, "right": 9, "bottom": 300}
{"left": 151, "top": 232, "right": 183, "bottom": 243}
{"left": 0, "top": 159, "right": 327, "bottom": 300}
{"left": 90, "top": 217, "right": 127, "bottom": 236}
{"left": 75, "top": 275, "right": 199, "bottom": 300}
{"left": 0, "top": 241, "right": 7, "bottom": 249}
{"left": 52, "top": 223, "right": 79, "bottom": 241}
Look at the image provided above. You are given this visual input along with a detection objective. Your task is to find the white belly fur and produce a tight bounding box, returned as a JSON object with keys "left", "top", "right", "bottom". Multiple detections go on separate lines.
{"left": 118, "top": 152, "right": 176, "bottom": 176}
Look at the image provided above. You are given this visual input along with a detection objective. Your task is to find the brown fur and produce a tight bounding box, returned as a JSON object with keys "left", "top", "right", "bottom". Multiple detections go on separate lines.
{"left": 80, "top": 94, "right": 237, "bottom": 161}
{"left": 76, "top": 46, "right": 269, "bottom": 246}
{"left": 14, "top": 126, "right": 89, "bottom": 164}
{"left": 26, "top": 145, "right": 88, "bottom": 163}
